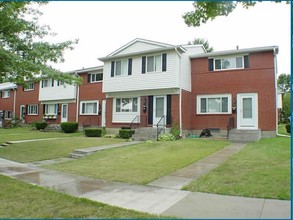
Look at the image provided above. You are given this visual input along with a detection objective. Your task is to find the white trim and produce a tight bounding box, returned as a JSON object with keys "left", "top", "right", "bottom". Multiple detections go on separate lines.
{"left": 24, "top": 82, "right": 35, "bottom": 91}
{"left": 79, "top": 100, "right": 99, "bottom": 115}
{"left": 237, "top": 93, "right": 258, "bottom": 129}
{"left": 153, "top": 95, "right": 167, "bottom": 126}
{"left": 61, "top": 104, "right": 68, "bottom": 122}
{"left": 213, "top": 55, "right": 245, "bottom": 71}
{"left": 1, "top": 90, "right": 10, "bottom": 98}
{"left": 112, "top": 97, "right": 140, "bottom": 123}
{"left": 197, "top": 94, "right": 232, "bottom": 114}
{"left": 27, "top": 104, "right": 39, "bottom": 115}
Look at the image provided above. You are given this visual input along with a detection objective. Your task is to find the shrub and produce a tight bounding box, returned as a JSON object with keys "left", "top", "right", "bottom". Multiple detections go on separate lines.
{"left": 35, "top": 122, "right": 48, "bottom": 130}
{"left": 158, "top": 133, "right": 176, "bottom": 141}
{"left": 60, "top": 122, "right": 78, "bottom": 133}
{"left": 285, "top": 124, "right": 290, "bottom": 134}
{"left": 119, "top": 129, "right": 134, "bottom": 139}
{"left": 85, "top": 128, "right": 103, "bottom": 137}
{"left": 171, "top": 122, "right": 181, "bottom": 139}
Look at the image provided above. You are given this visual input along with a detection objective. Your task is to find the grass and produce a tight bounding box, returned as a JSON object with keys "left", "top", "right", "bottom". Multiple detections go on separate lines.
{"left": 0, "top": 127, "right": 82, "bottom": 143}
{"left": 0, "top": 175, "right": 159, "bottom": 218}
{"left": 278, "top": 123, "right": 290, "bottom": 135}
{"left": 45, "top": 139, "right": 229, "bottom": 184}
{"left": 0, "top": 137, "right": 124, "bottom": 163}
{"left": 183, "top": 137, "right": 290, "bottom": 200}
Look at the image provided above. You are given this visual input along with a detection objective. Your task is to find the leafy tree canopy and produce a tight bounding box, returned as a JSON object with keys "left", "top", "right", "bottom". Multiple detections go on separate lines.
{"left": 0, "top": 2, "right": 80, "bottom": 85}
{"left": 188, "top": 37, "right": 214, "bottom": 52}
{"left": 183, "top": 1, "right": 284, "bottom": 27}
{"left": 277, "top": 73, "right": 291, "bottom": 93}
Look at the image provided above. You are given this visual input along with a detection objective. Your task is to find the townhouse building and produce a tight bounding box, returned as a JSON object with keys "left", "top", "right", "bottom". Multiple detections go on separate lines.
{"left": 0, "top": 38, "right": 280, "bottom": 141}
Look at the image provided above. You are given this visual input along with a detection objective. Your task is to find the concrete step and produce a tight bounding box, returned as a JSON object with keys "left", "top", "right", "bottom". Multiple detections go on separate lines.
{"left": 228, "top": 129, "right": 261, "bottom": 143}
{"left": 132, "top": 127, "right": 160, "bottom": 141}
{"left": 68, "top": 153, "right": 85, "bottom": 159}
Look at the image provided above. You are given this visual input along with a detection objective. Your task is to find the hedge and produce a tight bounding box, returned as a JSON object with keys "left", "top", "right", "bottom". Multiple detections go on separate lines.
{"left": 119, "top": 129, "right": 134, "bottom": 139}
{"left": 60, "top": 122, "right": 78, "bottom": 133}
{"left": 85, "top": 128, "right": 103, "bottom": 137}
{"left": 35, "top": 122, "right": 48, "bottom": 130}
{"left": 285, "top": 124, "right": 290, "bottom": 133}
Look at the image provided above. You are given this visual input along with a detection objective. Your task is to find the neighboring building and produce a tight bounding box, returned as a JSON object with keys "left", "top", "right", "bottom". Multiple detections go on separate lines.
{"left": 99, "top": 38, "right": 205, "bottom": 131}
{"left": 76, "top": 66, "right": 106, "bottom": 127}
{"left": 189, "top": 46, "right": 279, "bottom": 140}
{"left": 38, "top": 76, "right": 77, "bottom": 124}
{"left": 0, "top": 82, "right": 17, "bottom": 127}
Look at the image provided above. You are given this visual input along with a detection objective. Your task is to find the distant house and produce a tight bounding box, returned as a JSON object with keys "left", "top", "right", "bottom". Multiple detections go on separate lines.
{"left": 0, "top": 82, "right": 17, "bottom": 127}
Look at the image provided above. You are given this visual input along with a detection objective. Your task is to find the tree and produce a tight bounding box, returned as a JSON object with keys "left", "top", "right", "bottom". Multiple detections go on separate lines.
{"left": 0, "top": 2, "right": 80, "bottom": 85}
{"left": 183, "top": 1, "right": 284, "bottom": 27}
{"left": 277, "top": 73, "right": 290, "bottom": 93}
{"left": 282, "top": 92, "right": 290, "bottom": 122}
{"left": 188, "top": 37, "right": 214, "bottom": 52}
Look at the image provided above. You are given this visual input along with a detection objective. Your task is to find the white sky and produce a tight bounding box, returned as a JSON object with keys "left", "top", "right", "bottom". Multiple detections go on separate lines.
{"left": 38, "top": 1, "right": 291, "bottom": 75}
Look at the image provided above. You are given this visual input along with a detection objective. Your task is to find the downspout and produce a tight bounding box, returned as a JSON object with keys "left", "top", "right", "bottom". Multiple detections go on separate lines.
{"left": 13, "top": 87, "right": 17, "bottom": 118}
{"left": 74, "top": 71, "right": 80, "bottom": 124}
{"left": 175, "top": 47, "right": 183, "bottom": 136}
{"left": 274, "top": 47, "right": 290, "bottom": 138}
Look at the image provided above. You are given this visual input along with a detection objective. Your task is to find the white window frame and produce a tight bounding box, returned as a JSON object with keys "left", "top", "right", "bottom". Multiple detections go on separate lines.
{"left": 214, "top": 56, "right": 244, "bottom": 71}
{"left": 90, "top": 72, "right": 103, "bottom": 82}
{"left": 147, "top": 54, "right": 162, "bottom": 73}
{"left": 24, "top": 82, "right": 35, "bottom": 91}
{"left": 115, "top": 98, "right": 138, "bottom": 113}
{"left": 27, "top": 104, "right": 38, "bottom": 115}
{"left": 115, "top": 60, "right": 128, "bottom": 76}
{"left": 2, "top": 90, "right": 10, "bottom": 98}
{"left": 197, "top": 94, "right": 232, "bottom": 114}
{"left": 45, "top": 104, "right": 58, "bottom": 115}
{"left": 4, "top": 110, "right": 12, "bottom": 119}
{"left": 42, "top": 79, "right": 52, "bottom": 88}
{"left": 80, "top": 100, "right": 99, "bottom": 115}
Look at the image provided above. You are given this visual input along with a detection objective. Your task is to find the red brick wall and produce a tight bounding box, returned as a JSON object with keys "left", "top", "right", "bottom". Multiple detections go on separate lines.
{"left": 0, "top": 90, "right": 15, "bottom": 111}
{"left": 190, "top": 51, "right": 276, "bottom": 131}
{"left": 78, "top": 72, "right": 105, "bottom": 126}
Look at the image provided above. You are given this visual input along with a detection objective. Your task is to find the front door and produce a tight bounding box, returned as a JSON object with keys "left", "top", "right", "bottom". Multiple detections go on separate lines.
{"left": 153, "top": 96, "right": 166, "bottom": 126}
{"left": 101, "top": 100, "right": 106, "bottom": 127}
{"left": 61, "top": 104, "right": 68, "bottom": 122}
{"left": 237, "top": 93, "right": 258, "bottom": 129}
{"left": 20, "top": 105, "right": 26, "bottom": 123}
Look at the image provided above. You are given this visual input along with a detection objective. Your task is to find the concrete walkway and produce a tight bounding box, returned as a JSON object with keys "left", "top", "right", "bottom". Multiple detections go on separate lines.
{"left": 0, "top": 142, "right": 290, "bottom": 219}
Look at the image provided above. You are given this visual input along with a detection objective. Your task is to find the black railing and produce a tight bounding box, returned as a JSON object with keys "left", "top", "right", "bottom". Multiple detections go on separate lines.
{"left": 227, "top": 117, "right": 235, "bottom": 138}
{"left": 156, "top": 115, "right": 165, "bottom": 141}
{"left": 129, "top": 115, "right": 140, "bottom": 130}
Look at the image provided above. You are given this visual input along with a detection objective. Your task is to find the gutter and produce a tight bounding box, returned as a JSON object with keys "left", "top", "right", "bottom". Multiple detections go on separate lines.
{"left": 74, "top": 71, "right": 80, "bottom": 124}
{"left": 273, "top": 47, "right": 290, "bottom": 138}
{"left": 13, "top": 87, "right": 17, "bottom": 118}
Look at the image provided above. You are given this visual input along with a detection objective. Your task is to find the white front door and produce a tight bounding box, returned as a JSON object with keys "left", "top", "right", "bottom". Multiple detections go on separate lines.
{"left": 61, "top": 104, "right": 68, "bottom": 122}
{"left": 0, "top": 110, "right": 2, "bottom": 127}
{"left": 237, "top": 93, "right": 258, "bottom": 129}
{"left": 101, "top": 100, "right": 106, "bottom": 127}
{"left": 20, "top": 105, "right": 26, "bottom": 122}
{"left": 153, "top": 96, "right": 166, "bottom": 126}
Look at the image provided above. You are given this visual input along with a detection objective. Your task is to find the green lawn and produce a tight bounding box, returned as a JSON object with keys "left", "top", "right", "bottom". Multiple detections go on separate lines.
{"left": 0, "top": 175, "right": 159, "bottom": 218}
{"left": 278, "top": 124, "right": 290, "bottom": 135}
{"left": 0, "top": 127, "right": 82, "bottom": 143}
{"left": 0, "top": 137, "right": 125, "bottom": 163}
{"left": 46, "top": 139, "right": 229, "bottom": 184}
{"left": 183, "top": 137, "right": 290, "bottom": 200}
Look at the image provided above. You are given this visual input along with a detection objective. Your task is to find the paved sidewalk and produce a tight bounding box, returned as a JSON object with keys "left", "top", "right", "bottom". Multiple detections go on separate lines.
{"left": 0, "top": 142, "right": 290, "bottom": 219}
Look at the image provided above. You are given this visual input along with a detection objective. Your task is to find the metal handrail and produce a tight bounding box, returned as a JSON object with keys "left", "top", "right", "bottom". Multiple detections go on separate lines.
{"left": 227, "top": 117, "right": 234, "bottom": 138}
{"left": 156, "top": 115, "right": 165, "bottom": 140}
{"left": 129, "top": 115, "right": 140, "bottom": 129}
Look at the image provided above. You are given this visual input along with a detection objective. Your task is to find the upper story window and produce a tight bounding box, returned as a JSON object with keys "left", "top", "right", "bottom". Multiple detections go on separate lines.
{"left": 208, "top": 55, "right": 249, "bottom": 71}
{"left": 115, "top": 98, "right": 138, "bottom": 112}
{"left": 111, "top": 59, "right": 132, "bottom": 77}
{"left": 24, "top": 82, "right": 34, "bottom": 91}
{"left": 80, "top": 101, "right": 99, "bottom": 115}
{"left": 142, "top": 53, "right": 167, "bottom": 73}
{"left": 197, "top": 94, "right": 231, "bottom": 114}
{"left": 41, "top": 79, "right": 54, "bottom": 88}
{"left": 1, "top": 90, "right": 10, "bottom": 98}
{"left": 88, "top": 72, "right": 103, "bottom": 83}
{"left": 57, "top": 80, "right": 65, "bottom": 86}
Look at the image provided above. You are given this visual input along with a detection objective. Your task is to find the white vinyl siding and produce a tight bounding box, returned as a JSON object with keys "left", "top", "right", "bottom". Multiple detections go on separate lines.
{"left": 80, "top": 101, "right": 99, "bottom": 115}
{"left": 27, "top": 105, "right": 38, "bottom": 115}
{"left": 197, "top": 94, "right": 232, "bottom": 114}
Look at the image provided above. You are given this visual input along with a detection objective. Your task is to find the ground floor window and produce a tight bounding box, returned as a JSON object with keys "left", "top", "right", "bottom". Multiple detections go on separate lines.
{"left": 45, "top": 104, "right": 58, "bottom": 115}
{"left": 4, "top": 110, "right": 12, "bottom": 119}
{"left": 80, "top": 100, "right": 99, "bottom": 115}
{"left": 197, "top": 94, "right": 231, "bottom": 114}
{"left": 27, "top": 105, "right": 38, "bottom": 115}
{"left": 115, "top": 98, "right": 138, "bottom": 112}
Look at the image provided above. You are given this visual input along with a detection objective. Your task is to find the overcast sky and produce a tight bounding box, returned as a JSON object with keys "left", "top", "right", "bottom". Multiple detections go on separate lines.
{"left": 38, "top": 1, "right": 290, "bottom": 75}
